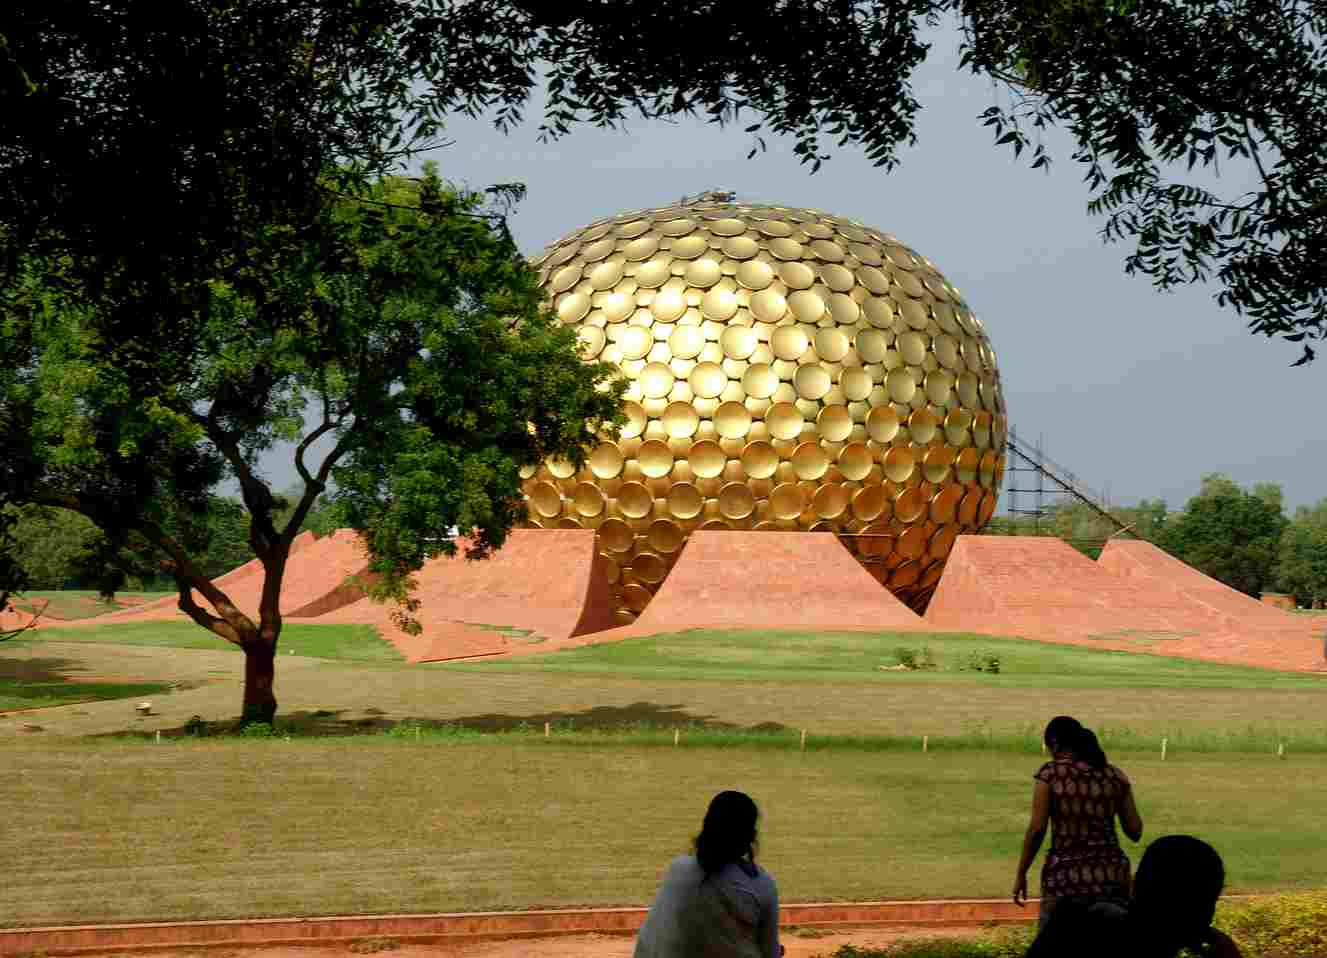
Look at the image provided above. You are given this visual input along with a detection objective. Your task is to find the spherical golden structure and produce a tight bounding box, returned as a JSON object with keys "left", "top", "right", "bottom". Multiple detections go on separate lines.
{"left": 523, "top": 197, "right": 1007, "bottom": 624}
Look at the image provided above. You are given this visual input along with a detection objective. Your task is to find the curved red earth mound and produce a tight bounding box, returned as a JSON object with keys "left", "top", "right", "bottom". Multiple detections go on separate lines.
{"left": 81, "top": 529, "right": 359, "bottom": 625}
{"left": 606, "top": 531, "right": 927, "bottom": 639}
{"left": 320, "top": 530, "right": 617, "bottom": 662}
{"left": 926, "top": 535, "right": 1324, "bottom": 672}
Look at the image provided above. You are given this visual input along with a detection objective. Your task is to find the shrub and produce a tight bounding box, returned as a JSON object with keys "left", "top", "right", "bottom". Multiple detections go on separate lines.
{"left": 1217, "top": 891, "right": 1327, "bottom": 957}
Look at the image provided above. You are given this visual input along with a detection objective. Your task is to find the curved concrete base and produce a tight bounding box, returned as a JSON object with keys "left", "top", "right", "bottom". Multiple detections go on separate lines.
{"left": 321, "top": 530, "right": 618, "bottom": 662}
{"left": 611, "top": 531, "right": 926, "bottom": 638}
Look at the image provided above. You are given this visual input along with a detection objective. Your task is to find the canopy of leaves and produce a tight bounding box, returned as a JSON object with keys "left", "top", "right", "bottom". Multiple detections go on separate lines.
{"left": 1157, "top": 474, "right": 1289, "bottom": 597}
{"left": 1276, "top": 500, "right": 1327, "bottom": 607}
{"left": 5, "top": 0, "right": 1324, "bottom": 361}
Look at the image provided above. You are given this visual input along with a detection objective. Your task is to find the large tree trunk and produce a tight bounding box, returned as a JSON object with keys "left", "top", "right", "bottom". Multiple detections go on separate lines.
{"left": 240, "top": 638, "right": 278, "bottom": 726}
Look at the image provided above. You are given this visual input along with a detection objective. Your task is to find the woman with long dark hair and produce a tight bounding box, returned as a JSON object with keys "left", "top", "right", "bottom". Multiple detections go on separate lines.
{"left": 634, "top": 790, "right": 781, "bottom": 958}
{"left": 1013, "top": 716, "right": 1144, "bottom": 928}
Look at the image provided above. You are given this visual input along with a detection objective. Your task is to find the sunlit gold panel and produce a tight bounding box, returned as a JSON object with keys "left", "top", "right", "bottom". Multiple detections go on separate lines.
{"left": 526, "top": 198, "right": 1006, "bottom": 620}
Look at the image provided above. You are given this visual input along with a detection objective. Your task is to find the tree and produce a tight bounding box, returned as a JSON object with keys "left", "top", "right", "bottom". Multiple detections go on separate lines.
{"left": 1276, "top": 500, "right": 1327, "bottom": 608}
{"left": 1157, "top": 474, "right": 1288, "bottom": 597}
{"left": 3, "top": 170, "right": 622, "bottom": 723}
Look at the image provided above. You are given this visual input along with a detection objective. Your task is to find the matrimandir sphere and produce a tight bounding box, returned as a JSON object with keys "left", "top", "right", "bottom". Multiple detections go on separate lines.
{"left": 522, "top": 197, "right": 1007, "bottom": 625}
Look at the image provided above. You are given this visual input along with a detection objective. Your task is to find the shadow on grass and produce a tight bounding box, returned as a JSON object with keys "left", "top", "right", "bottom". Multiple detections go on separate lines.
{"left": 97, "top": 702, "right": 790, "bottom": 739}
{"left": 0, "top": 655, "right": 89, "bottom": 682}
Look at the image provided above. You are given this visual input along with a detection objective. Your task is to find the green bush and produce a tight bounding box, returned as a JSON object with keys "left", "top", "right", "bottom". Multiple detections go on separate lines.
{"left": 1217, "top": 891, "right": 1327, "bottom": 957}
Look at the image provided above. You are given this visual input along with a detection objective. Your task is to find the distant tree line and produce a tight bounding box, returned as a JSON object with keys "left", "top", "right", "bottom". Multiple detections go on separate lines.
{"left": 2, "top": 490, "right": 338, "bottom": 594}
{"left": 986, "top": 474, "right": 1327, "bottom": 608}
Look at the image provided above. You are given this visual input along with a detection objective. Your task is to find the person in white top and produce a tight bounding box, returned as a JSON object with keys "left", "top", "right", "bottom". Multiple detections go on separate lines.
{"left": 634, "top": 790, "right": 782, "bottom": 958}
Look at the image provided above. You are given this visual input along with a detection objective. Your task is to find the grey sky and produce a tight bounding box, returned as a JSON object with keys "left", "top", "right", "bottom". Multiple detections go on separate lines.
{"left": 264, "top": 19, "right": 1324, "bottom": 513}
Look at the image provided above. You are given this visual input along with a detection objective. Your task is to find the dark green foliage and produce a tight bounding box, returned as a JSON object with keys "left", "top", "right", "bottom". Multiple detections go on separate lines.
{"left": 1275, "top": 500, "right": 1327, "bottom": 608}
{"left": 1157, "top": 474, "right": 1288, "bottom": 597}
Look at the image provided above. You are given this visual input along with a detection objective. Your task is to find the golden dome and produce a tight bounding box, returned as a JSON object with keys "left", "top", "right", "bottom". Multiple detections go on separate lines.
{"left": 524, "top": 197, "right": 1006, "bottom": 624}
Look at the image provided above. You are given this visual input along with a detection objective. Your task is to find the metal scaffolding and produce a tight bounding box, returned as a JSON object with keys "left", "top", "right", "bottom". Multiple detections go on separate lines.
{"left": 1001, "top": 427, "right": 1140, "bottom": 540}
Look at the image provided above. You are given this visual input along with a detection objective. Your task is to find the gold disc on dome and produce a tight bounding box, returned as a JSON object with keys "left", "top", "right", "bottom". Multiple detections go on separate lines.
{"left": 866, "top": 406, "right": 901, "bottom": 443}
{"left": 621, "top": 583, "right": 653, "bottom": 613}
{"left": 718, "top": 482, "right": 756, "bottom": 520}
{"left": 736, "top": 259, "right": 774, "bottom": 290}
{"left": 897, "top": 525, "right": 929, "bottom": 560}
{"left": 791, "top": 442, "right": 830, "bottom": 480}
{"left": 723, "top": 235, "right": 760, "bottom": 260}
{"left": 750, "top": 288, "right": 788, "bottom": 323}
{"left": 577, "top": 326, "right": 606, "bottom": 359}
{"left": 623, "top": 234, "right": 660, "bottom": 261}
{"left": 815, "top": 328, "right": 850, "bottom": 363}
{"left": 702, "top": 287, "right": 739, "bottom": 321}
{"left": 721, "top": 325, "right": 758, "bottom": 360}
{"left": 813, "top": 483, "right": 849, "bottom": 519}
{"left": 856, "top": 328, "right": 889, "bottom": 364}
{"left": 778, "top": 261, "right": 815, "bottom": 289}
{"left": 894, "top": 487, "right": 927, "bottom": 523}
{"left": 581, "top": 238, "right": 617, "bottom": 263}
{"left": 617, "top": 481, "right": 654, "bottom": 519}
{"left": 757, "top": 219, "right": 794, "bottom": 237}
{"left": 667, "top": 482, "right": 704, "bottom": 519}
{"left": 883, "top": 445, "right": 915, "bottom": 483}
{"left": 740, "top": 440, "right": 779, "bottom": 479}
{"left": 619, "top": 325, "right": 652, "bottom": 361}
{"left": 794, "top": 364, "right": 832, "bottom": 400}
{"left": 572, "top": 482, "right": 607, "bottom": 517}
{"left": 851, "top": 485, "right": 887, "bottom": 522}
{"left": 662, "top": 401, "right": 700, "bottom": 438}
{"left": 620, "top": 401, "right": 647, "bottom": 439}
{"left": 603, "top": 291, "right": 635, "bottom": 323}
{"left": 765, "top": 402, "right": 804, "bottom": 440}
{"left": 633, "top": 552, "right": 669, "bottom": 584}
{"left": 863, "top": 297, "right": 895, "bottom": 328}
{"left": 635, "top": 258, "right": 672, "bottom": 288}
{"left": 907, "top": 408, "right": 939, "bottom": 444}
{"left": 698, "top": 518, "right": 732, "bottom": 531}
{"left": 557, "top": 292, "right": 591, "bottom": 324}
{"left": 640, "top": 363, "right": 675, "bottom": 398}
{"left": 710, "top": 217, "right": 747, "bottom": 236}
{"left": 599, "top": 517, "right": 635, "bottom": 553}
{"left": 638, "top": 439, "right": 674, "bottom": 478}
{"left": 857, "top": 265, "right": 890, "bottom": 294}
{"left": 528, "top": 481, "right": 562, "bottom": 518}
{"left": 648, "top": 519, "right": 685, "bottom": 554}
{"left": 930, "top": 484, "right": 963, "bottom": 523}
{"left": 956, "top": 447, "right": 980, "bottom": 484}
{"left": 924, "top": 369, "right": 954, "bottom": 404}
{"left": 769, "top": 237, "right": 805, "bottom": 261}
{"left": 840, "top": 367, "right": 872, "bottom": 402}
{"left": 669, "top": 325, "right": 705, "bottom": 360}
{"left": 688, "top": 439, "right": 726, "bottom": 478}
{"left": 923, "top": 446, "right": 955, "bottom": 484}
{"left": 810, "top": 239, "right": 846, "bottom": 262}
{"left": 588, "top": 260, "right": 625, "bottom": 290}
{"left": 897, "top": 330, "right": 929, "bottom": 366}
{"left": 670, "top": 234, "right": 709, "bottom": 260}
{"left": 929, "top": 524, "right": 959, "bottom": 560}
{"left": 741, "top": 363, "right": 778, "bottom": 399}
{"left": 651, "top": 289, "right": 687, "bottom": 322}
{"left": 838, "top": 442, "right": 873, "bottom": 481}
{"left": 714, "top": 401, "right": 752, "bottom": 439}
{"left": 958, "top": 488, "right": 982, "bottom": 525}
{"left": 550, "top": 263, "right": 583, "bottom": 293}
{"left": 771, "top": 325, "right": 810, "bottom": 360}
{"left": 769, "top": 482, "right": 805, "bottom": 520}
{"left": 788, "top": 289, "right": 826, "bottom": 323}
{"left": 657, "top": 217, "right": 697, "bottom": 237}
{"left": 589, "top": 442, "right": 625, "bottom": 479}
{"left": 817, "top": 405, "right": 853, "bottom": 442}
{"left": 829, "top": 293, "right": 860, "bottom": 325}
{"left": 686, "top": 258, "right": 723, "bottom": 288}
{"left": 886, "top": 367, "right": 916, "bottom": 403}
{"left": 689, "top": 362, "right": 726, "bottom": 399}
{"left": 820, "top": 264, "right": 855, "bottom": 292}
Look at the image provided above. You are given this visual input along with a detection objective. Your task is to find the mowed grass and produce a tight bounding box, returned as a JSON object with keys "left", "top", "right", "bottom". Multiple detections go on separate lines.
{"left": 11, "top": 590, "right": 174, "bottom": 621}
{"left": 0, "top": 676, "right": 170, "bottom": 712}
{"left": 451, "top": 628, "right": 1327, "bottom": 690}
{"left": 34, "top": 621, "right": 404, "bottom": 663}
{"left": 2, "top": 739, "right": 1325, "bottom": 926}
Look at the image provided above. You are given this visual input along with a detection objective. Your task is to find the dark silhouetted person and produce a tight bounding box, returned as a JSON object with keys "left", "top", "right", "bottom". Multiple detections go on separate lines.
{"left": 1013, "top": 715, "right": 1144, "bottom": 927}
{"left": 1025, "top": 834, "right": 1242, "bottom": 957}
{"left": 634, "top": 790, "right": 781, "bottom": 958}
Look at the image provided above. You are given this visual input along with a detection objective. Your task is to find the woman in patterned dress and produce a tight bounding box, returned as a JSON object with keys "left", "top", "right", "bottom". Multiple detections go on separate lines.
{"left": 1012, "top": 715, "right": 1145, "bottom": 928}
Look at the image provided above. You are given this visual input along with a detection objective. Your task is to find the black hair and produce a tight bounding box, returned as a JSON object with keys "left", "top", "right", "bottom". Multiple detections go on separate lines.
{"left": 694, "top": 790, "right": 759, "bottom": 878}
{"left": 1044, "top": 715, "right": 1108, "bottom": 770}
{"left": 1134, "top": 835, "right": 1226, "bottom": 940}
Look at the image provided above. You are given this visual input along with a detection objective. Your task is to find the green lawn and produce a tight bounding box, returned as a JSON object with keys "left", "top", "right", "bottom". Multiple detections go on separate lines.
{"left": 1, "top": 738, "right": 1324, "bottom": 926}
{"left": 0, "top": 676, "right": 171, "bottom": 712}
{"left": 11, "top": 590, "right": 174, "bottom": 621}
{"left": 34, "top": 621, "right": 404, "bottom": 663}
{"left": 449, "top": 628, "right": 1327, "bottom": 690}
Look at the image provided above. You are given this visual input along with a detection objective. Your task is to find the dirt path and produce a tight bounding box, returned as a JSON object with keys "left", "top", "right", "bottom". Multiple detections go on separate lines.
{"left": 84, "top": 925, "right": 990, "bottom": 958}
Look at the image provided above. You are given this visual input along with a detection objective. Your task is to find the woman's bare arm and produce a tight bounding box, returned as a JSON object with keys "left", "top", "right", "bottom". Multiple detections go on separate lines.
{"left": 1013, "top": 780, "right": 1052, "bottom": 905}
{"left": 1119, "top": 787, "right": 1143, "bottom": 842}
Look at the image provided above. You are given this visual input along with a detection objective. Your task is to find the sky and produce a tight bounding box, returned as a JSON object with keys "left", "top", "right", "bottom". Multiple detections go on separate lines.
{"left": 263, "top": 19, "right": 1324, "bottom": 513}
